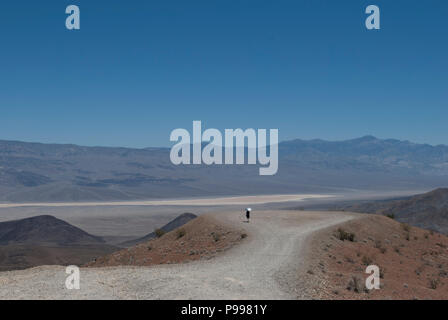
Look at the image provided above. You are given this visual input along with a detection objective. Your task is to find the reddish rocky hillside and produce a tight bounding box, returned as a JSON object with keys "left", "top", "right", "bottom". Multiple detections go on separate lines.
{"left": 85, "top": 215, "right": 247, "bottom": 267}
{"left": 305, "top": 214, "right": 448, "bottom": 299}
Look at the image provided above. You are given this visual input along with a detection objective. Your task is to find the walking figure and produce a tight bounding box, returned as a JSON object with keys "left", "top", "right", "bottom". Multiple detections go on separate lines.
{"left": 245, "top": 208, "right": 251, "bottom": 222}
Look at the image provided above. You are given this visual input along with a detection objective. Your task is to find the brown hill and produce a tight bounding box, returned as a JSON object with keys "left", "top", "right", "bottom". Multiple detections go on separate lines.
{"left": 0, "top": 215, "right": 118, "bottom": 271}
{"left": 0, "top": 215, "right": 104, "bottom": 246}
{"left": 304, "top": 214, "right": 448, "bottom": 299}
{"left": 86, "top": 214, "right": 247, "bottom": 267}
{"left": 336, "top": 188, "right": 448, "bottom": 234}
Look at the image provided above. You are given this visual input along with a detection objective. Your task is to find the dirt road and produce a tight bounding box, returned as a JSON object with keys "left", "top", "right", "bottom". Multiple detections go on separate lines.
{"left": 0, "top": 210, "right": 356, "bottom": 299}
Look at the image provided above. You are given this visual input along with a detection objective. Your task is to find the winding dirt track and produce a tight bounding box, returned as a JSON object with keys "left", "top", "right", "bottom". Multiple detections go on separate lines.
{"left": 0, "top": 210, "right": 356, "bottom": 299}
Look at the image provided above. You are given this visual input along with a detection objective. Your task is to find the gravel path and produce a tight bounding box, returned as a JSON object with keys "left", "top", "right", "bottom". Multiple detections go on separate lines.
{"left": 0, "top": 210, "right": 355, "bottom": 299}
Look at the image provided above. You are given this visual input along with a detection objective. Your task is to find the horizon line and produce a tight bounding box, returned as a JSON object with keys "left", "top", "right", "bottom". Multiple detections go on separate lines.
{"left": 0, "top": 135, "right": 446, "bottom": 150}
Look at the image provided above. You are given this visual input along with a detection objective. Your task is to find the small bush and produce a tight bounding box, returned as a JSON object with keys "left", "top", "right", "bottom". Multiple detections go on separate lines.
{"left": 345, "top": 256, "right": 355, "bottom": 264}
{"left": 336, "top": 228, "right": 355, "bottom": 242}
{"left": 362, "top": 255, "right": 373, "bottom": 266}
{"left": 401, "top": 223, "right": 411, "bottom": 232}
{"left": 374, "top": 240, "right": 382, "bottom": 249}
{"left": 429, "top": 278, "right": 440, "bottom": 290}
{"left": 241, "top": 233, "right": 248, "bottom": 239}
{"left": 347, "top": 276, "right": 365, "bottom": 293}
{"left": 155, "top": 228, "right": 166, "bottom": 238}
{"left": 386, "top": 213, "right": 395, "bottom": 219}
{"left": 176, "top": 228, "right": 186, "bottom": 239}
{"left": 436, "top": 242, "right": 447, "bottom": 249}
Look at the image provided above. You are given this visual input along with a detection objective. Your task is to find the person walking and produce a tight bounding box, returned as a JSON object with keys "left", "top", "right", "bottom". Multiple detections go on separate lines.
{"left": 245, "top": 208, "right": 251, "bottom": 222}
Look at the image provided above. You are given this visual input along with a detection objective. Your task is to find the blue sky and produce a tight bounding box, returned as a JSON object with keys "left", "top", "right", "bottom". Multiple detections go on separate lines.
{"left": 0, "top": 1, "right": 446, "bottom": 147}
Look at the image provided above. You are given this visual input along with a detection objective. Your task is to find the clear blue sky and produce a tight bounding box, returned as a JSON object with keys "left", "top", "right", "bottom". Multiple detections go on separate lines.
{"left": 0, "top": 1, "right": 446, "bottom": 147}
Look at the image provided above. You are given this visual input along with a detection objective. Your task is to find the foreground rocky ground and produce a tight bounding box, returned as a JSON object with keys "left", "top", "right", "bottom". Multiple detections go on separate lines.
{"left": 305, "top": 215, "right": 448, "bottom": 299}
{"left": 0, "top": 210, "right": 354, "bottom": 299}
{"left": 0, "top": 209, "right": 446, "bottom": 300}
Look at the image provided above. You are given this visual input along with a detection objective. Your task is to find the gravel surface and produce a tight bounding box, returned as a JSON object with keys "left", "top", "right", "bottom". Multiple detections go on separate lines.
{"left": 0, "top": 210, "right": 356, "bottom": 299}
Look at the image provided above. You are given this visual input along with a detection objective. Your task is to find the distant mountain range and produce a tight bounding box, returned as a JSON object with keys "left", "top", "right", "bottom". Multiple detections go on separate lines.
{"left": 1, "top": 136, "right": 448, "bottom": 202}
{"left": 334, "top": 188, "right": 448, "bottom": 234}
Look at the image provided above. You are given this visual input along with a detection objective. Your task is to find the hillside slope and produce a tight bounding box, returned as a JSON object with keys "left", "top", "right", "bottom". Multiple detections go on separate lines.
{"left": 0, "top": 215, "right": 117, "bottom": 271}
{"left": 0, "top": 215, "right": 104, "bottom": 246}
{"left": 87, "top": 214, "right": 244, "bottom": 267}
{"left": 120, "top": 212, "right": 197, "bottom": 247}
{"left": 337, "top": 188, "right": 448, "bottom": 234}
{"left": 305, "top": 215, "right": 448, "bottom": 299}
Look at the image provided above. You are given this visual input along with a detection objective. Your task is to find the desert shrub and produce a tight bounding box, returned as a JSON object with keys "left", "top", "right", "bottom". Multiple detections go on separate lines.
{"left": 436, "top": 242, "right": 447, "bottom": 249}
{"left": 176, "top": 228, "right": 186, "bottom": 239}
{"left": 241, "top": 233, "right": 247, "bottom": 239}
{"left": 374, "top": 240, "right": 387, "bottom": 253}
{"left": 405, "top": 232, "right": 410, "bottom": 241}
{"left": 336, "top": 228, "right": 355, "bottom": 242}
{"left": 386, "top": 213, "right": 395, "bottom": 219}
{"left": 401, "top": 223, "right": 411, "bottom": 232}
{"left": 429, "top": 278, "right": 440, "bottom": 290}
{"left": 155, "top": 228, "right": 166, "bottom": 238}
{"left": 213, "top": 233, "right": 221, "bottom": 242}
{"left": 362, "top": 255, "right": 373, "bottom": 266}
{"left": 345, "top": 256, "right": 355, "bottom": 264}
{"left": 347, "top": 276, "right": 365, "bottom": 293}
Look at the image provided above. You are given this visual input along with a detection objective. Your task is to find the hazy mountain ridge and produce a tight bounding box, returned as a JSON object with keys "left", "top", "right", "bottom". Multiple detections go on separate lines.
{"left": 0, "top": 136, "right": 448, "bottom": 202}
{"left": 280, "top": 136, "right": 448, "bottom": 174}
